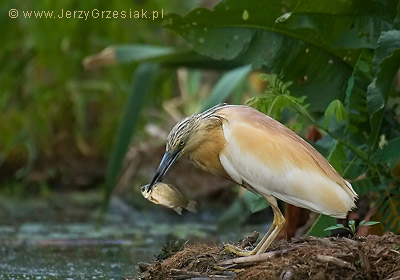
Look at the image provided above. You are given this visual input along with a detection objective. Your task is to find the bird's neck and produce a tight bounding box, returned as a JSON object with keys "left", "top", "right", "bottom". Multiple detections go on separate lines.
{"left": 186, "top": 119, "right": 228, "bottom": 177}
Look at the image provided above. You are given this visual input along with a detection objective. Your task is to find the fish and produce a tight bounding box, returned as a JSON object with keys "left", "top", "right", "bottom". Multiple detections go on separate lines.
{"left": 141, "top": 182, "right": 197, "bottom": 215}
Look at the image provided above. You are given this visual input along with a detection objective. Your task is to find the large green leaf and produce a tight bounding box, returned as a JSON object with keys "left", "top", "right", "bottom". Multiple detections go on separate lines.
{"left": 376, "top": 189, "right": 400, "bottom": 234}
{"left": 83, "top": 45, "right": 175, "bottom": 68}
{"left": 202, "top": 64, "right": 251, "bottom": 110}
{"left": 249, "top": 194, "right": 270, "bottom": 214}
{"left": 218, "top": 190, "right": 256, "bottom": 230}
{"left": 372, "top": 137, "right": 400, "bottom": 168}
{"left": 84, "top": 44, "right": 242, "bottom": 70}
{"left": 367, "top": 30, "right": 400, "bottom": 149}
{"left": 326, "top": 140, "right": 346, "bottom": 175}
{"left": 164, "top": 0, "right": 397, "bottom": 111}
{"left": 306, "top": 214, "right": 336, "bottom": 237}
{"left": 275, "top": 0, "right": 398, "bottom": 49}
{"left": 351, "top": 178, "right": 375, "bottom": 196}
{"left": 114, "top": 44, "right": 177, "bottom": 63}
{"left": 101, "top": 63, "right": 158, "bottom": 218}
{"left": 344, "top": 50, "right": 374, "bottom": 143}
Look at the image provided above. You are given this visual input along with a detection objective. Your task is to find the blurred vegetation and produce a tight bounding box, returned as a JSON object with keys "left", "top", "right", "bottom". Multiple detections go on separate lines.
{"left": 1, "top": 0, "right": 400, "bottom": 236}
{"left": 0, "top": 0, "right": 201, "bottom": 190}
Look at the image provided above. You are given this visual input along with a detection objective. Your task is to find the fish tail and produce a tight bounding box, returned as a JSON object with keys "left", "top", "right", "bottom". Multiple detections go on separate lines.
{"left": 173, "top": 207, "right": 183, "bottom": 215}
{"left": 186, "top": 200, "right": 197, "bottom": 213}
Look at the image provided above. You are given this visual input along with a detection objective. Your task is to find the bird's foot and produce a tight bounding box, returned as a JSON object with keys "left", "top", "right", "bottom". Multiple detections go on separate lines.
{"left": 213, "top": 265, "right": 244, "bottom": 273}
{"left": 223, "top": 243, "right": 256, "bottom": 256}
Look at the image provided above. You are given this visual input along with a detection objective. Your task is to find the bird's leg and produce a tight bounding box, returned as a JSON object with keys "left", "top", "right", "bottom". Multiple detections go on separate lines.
{"left": 255, "top": 195, "right": 285, "bottom": 254}
{"left": 224, "top": 223, "right": 276, "bottom": 256}
{"left": 224, "top": 195, "right": 285, "bottom": 256}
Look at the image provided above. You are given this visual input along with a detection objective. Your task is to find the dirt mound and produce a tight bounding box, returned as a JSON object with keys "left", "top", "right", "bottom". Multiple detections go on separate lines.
{"left": 134, "top": 233, "right": 400, "bottom": 280}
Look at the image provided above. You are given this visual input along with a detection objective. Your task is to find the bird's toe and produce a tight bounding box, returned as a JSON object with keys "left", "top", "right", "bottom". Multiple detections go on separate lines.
{"left": 223, "top": 243, "right": 255, "bottom": 256}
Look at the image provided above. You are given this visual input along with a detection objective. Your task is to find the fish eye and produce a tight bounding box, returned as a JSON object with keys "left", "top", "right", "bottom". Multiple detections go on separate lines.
{"left": 141, "top": 185, "right": 150, "bottom": 192}
{"left": 179, "top": 140, "right": 184, "bottom": 146}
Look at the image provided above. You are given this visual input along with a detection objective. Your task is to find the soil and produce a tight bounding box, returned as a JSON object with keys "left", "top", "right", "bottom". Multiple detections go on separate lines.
{"left": 134, "top": 232, "right": 400, "bottom": 280}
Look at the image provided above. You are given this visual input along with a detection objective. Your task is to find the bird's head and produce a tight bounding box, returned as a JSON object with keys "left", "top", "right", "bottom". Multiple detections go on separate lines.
{"left": 146, "top": 104, "right": 227, "bottom": 192}
{"left": 146, "top": 114, "right": 201, "bottom": 192}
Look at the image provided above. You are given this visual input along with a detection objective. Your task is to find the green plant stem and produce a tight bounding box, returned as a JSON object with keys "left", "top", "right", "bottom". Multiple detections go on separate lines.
{"left": 341, "top": 156, "right": 357, "bottom": 178}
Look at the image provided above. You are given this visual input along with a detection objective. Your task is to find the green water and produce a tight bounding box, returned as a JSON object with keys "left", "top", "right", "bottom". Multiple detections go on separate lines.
{"left": 0, "top": 192, "right": 263, "bottom": 279}
{"left": 0, "top": 221, "right": 220, "bottom": 279}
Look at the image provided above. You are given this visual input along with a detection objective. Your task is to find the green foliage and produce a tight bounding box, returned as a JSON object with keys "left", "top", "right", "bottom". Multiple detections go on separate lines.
{"left": 272, "top": 0, "right": 398, "bottom": 49}
{"left": 307, "top": 215, "right": 337, "bottom": 237}
{"left": 324, "top": 220, "right": 380, "bottom": 236}
{"left": 373, "top": 138, "right": 400, "bottom": 168}
{"left": 85, "top": 44, "right": 237, "bottom": 69}
{"left": 375, "top": 186, "right": 400, "bottom": 233}
{"left": 323, "top": 100, "right": 347, "bottom": 128}
{"left": 202, "top": 64, "right": 251, "bottom": 110}
{"left": 350, "top": 175, "right": 375, "bottom": 196}
{"left": 345, "top": 50, "right": 374, "bottom": 139}
{"left": 246, "top": 74, "right": 308, "bottom": 121}
{"left": 249, "top": 195, "right": 270, "bottom": 214}
{"left": 156, "top": 238, "right": 188, "bottom": 260}
{"left": 115, "top": 45, "right": 178, "bottom": 63}
{"left": 165, "top": 0, "right": 398, "bottom": 112}
{"left": 1, "top": 0, "right": 193, "bottom": 185}
{"left": 367, "top": 30, "right": 400, "bottom": 149}
{"left": 326, "top": 141, "right": 347, "bottom": 176}
{"left": 101, "top": 63, "right": 158, "bottom": 218}
{"left": 218, "top": 190, "right": 264, "bottom": 230}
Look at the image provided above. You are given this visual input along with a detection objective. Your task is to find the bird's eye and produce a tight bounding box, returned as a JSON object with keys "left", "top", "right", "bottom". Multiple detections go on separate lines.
{"left": 179, "top": 140, "right": 184, "bottom": 146}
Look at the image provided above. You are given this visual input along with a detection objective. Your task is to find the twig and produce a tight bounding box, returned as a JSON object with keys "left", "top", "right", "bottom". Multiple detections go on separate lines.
{"left": 171, "top": 269, "right": 203, "bottom": 278}
{"left": 190, "top": 277, "right": 234, "bottom": 280}
{"left": 170, "top": 269, "right": 234, "bottom": 280}
{"left": 385, "top": 276, "right": 400, "bottom": 280}
{"left": 316, "top": 255, "right": 355, "bottom": 270}
{"left": 188, "top": 277, "right": 234, "bottom": 280}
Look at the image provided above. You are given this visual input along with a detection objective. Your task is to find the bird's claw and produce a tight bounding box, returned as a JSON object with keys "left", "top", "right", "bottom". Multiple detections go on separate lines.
{"left": 223, "top": 243, "right": 255, "bottom": 256}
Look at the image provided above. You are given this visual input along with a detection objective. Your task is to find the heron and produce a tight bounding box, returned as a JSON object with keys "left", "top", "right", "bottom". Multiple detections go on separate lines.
{"left": 146, "top": 103, "right": 357, "bottom": 256}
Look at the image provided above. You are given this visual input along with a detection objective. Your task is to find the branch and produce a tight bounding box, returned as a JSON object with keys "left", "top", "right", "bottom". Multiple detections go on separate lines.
{"left": 316, "top": 255, "right": 355, "bottom": 270}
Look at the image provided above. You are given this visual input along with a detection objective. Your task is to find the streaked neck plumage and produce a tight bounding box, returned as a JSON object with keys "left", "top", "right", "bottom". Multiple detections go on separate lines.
{"left": 166, "top": 104, "right": 228, "bottom": 176}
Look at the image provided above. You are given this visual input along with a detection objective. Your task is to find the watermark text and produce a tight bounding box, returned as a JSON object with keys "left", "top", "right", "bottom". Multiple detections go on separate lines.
{"left": 9, "top": 8, "right": 163, "bottom": 20}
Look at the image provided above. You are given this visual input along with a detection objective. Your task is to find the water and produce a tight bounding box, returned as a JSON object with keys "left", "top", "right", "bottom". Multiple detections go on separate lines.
{"left": 0, "top": 192, "right": 265, "bottom": 279}
{"left": 1, "top": 241, "right": 146, "bottom": 279}
{"left": 0, "top": 221, "right": 219, "bottom": 279}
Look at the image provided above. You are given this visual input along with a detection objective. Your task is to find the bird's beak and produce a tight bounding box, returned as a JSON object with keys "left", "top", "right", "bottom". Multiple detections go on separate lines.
{"left": 147, "top": 149, "right": 181, "bottom": 192}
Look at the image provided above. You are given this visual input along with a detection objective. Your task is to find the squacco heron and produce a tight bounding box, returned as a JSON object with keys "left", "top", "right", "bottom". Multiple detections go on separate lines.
{"left": 146, "top": 104, "right": 357, "bottom": 256}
